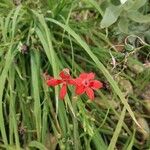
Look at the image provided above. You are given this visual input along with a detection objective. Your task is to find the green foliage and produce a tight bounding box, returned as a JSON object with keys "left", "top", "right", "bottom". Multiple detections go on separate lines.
{"left": 100, "top": 0, "right": 150, "bottom": 33}
{"left": 0, "top": 0, "right": 150, "bottom": 150}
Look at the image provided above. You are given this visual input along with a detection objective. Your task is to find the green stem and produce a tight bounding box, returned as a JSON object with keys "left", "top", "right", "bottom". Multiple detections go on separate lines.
{"left": 72, "top": 96, "right": 80, "bottom": 150}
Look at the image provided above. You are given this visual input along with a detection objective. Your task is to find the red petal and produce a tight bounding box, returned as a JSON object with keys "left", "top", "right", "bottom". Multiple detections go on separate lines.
{"left": 75, "top": 85, "right": 85, "bottom": 95}
{"left": 74, "top": 78, "right": 82, "bottom": 86}
{"left": 59, "top": 69, "right": 70, "bottom": 79}
{"left": 87, "top": 73, "right": 95, "bottom": 80}
{"left": 68, "top": 79, "right": 76, "bottom": 85}
{"left": 79, "top": 72, "right": 95, "bottom": 80}
{"left": 90, "top": 80, "right": 103, "bottom": 89}
{"left": 79, "top": 73, "right": 88, "bottom": 79}
{"left": 86, "top": 88, "right": 94, "bottom": 100}
{"left": 47, "top": 79, "right": 62, "bottom": 86}
{"left": 59, "top": 84, "right": 67, "bottom": 99}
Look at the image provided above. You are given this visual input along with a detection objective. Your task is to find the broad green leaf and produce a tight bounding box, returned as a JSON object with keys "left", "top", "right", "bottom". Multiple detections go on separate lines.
{"left": 131, "top": 0, "right": 146, "bottom": 10}
{"left": 118, "top": 17, "right": 129, "bottom": 33}
{"left": 120, "top": 0, "right": 127, "bottom": 4}
{"left": 100, "top": 5, "right": 122, "bottom": 28}
{"left": 123, "top": 0, "right": 147, "bottom": 11}
{"left": 144, "top": 31, "right": 150, "bottom": 44}
{"left": 128, "top": 11, "right": 150, "bottom": 23}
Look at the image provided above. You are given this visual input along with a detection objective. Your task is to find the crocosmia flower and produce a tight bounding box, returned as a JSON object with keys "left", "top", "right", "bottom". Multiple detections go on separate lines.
{"left": 46, "top": 69, "right": 103, "bottom": 101}
{"left": 74, "top": 73, "right": 103, "bottom": 100}
{"left": 47, "top": 68, "right": 74, "bottom": 99}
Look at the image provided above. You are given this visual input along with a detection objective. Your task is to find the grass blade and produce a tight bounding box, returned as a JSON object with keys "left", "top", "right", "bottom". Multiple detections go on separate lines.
{"left": 107, "top": 106, "right": 126, "bottom": 150}
{"left": 31, "top": 50, "right": 41, "bottom": 141}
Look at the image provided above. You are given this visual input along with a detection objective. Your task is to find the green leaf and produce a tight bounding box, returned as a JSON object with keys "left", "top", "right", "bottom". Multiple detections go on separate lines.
{"left": 124, "top": 130, "right": 135, "bottom": 150}
{"left": 85, "top": 0, "right": 104, "bottom": 16}
{"left": 0, "top": 49, "right": 12, "bottom": 148}
{"left": 31, "top": 51, "right": 41, "bottom": 141}
{"left": 123, "top": 0, "right": 147, "bottom": 11}
{"left": 144, "top": 31, "right": 150, "bottom": 44}
{"left": 28, "top": 141, "right": 48, "bottom": 150}
{"left": 118, "top": 17, "right": 129, "bottom": 33}
{"left": 124, "top": 44, "right": 134, "bottom": 51}
{"left": 128, "top": 11, "right": 150, "bottom": 23}
{"left": 100, "top": 5, "right": 122, "bottom": 28}
{"left": 120, "top": 0, "right": 127, "bottom": 4}
{"left": 107, "top": 106, "right": 126, "bottom": 150}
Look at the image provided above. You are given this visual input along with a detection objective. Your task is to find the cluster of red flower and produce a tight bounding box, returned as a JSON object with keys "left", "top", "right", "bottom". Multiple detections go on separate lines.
{"left": 46, "top": 68, "right": 103, "bottom": 100}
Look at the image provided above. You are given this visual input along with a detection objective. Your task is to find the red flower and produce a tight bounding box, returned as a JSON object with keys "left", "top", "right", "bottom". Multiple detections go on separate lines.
{"left": 47, "top": 68, "right": 74, "bottom": 99}
{"left": 74, "top": 73, "right": 103, "bottom": 100}
{"left": 46, "top": 69, "right": 103, "bottom": 101}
